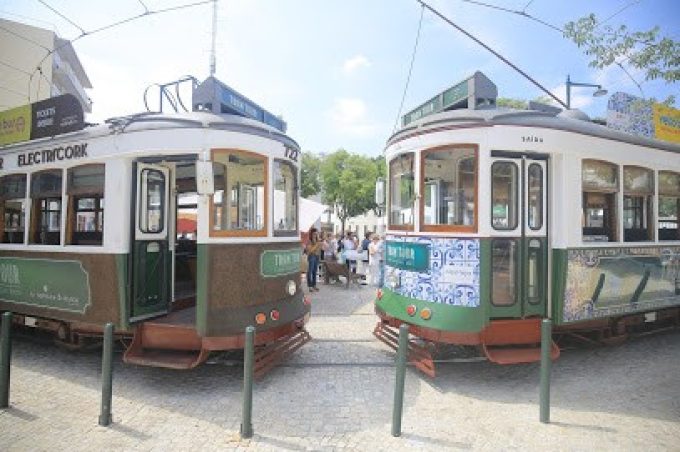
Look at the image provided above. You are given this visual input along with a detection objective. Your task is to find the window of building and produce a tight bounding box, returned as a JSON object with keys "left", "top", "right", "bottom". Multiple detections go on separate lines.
{"left": 389, "top": 153, "right": 414, "bottom": 229}
{"left": 273, "top": 159, "right": 297, "bottom": 235}
{"left": 67, "top": 164, "right": 105, "bottom": 245}
{"left": 623, "top": 166, "right": 654, "bottom": 242}
{"left": 30, "top": 170, "right": 63, "bottom": 245}
{"left": 1, "top": 174, "right": 27, "bottom": 244}
{"left": 491, "top": 161, "right": 518, "bottom": 230}
{"left": 211, "top": 150, "right": 267, "bottom": 236}
{"left": 658, "top": 171, "right": 680, "bottom": 241}
{"left": 421, "top": 145, "right": 477, "bottom": 232}
{"left": 582, "top": 160, "right": 618, "bottom": 242}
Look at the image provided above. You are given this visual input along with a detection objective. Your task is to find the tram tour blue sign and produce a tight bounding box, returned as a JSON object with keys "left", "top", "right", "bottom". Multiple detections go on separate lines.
{"left": 385, "top": 241, "right": 429, "bottom": 272}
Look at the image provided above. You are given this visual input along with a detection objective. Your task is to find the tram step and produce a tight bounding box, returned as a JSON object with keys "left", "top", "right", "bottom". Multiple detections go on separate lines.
{"left": 481, "top": 319, "right": 561, "bottom": 364}
{"left": 123, "top": 347, "right": 210, "bottom": 369}
{"left": 134, "top": 322, "right": 202, "bottom": 351}
{"left": 482, "top": 343, "right": 560, "bottom": 365}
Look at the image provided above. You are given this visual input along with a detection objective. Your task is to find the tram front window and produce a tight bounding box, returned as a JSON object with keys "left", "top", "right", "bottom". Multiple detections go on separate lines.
{"left": 1, "top": 174, "right": 26, "bottom": 244}
{"left": 211, "top": 150, "right": 266, "bottom": 235}
{"left": 389, "top": 153, "right": 414, "bottom": 228}
{"left": 422, "top": 146, "right": 477, "bottom": 231}
{"left": 658, "top": 171, "right": 680, "bottom": 241}
{"left": 68, "top": 164, "right": 105, "bottom": 245}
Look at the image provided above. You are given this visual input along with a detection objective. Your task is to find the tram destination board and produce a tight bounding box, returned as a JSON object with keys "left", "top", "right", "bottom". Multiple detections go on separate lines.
{"left": 385, "top": 241, "right": 430, "bottom": 272}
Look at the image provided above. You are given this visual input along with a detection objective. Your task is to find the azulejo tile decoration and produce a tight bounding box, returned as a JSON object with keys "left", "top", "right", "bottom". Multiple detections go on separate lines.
{"left": 385, "top": 235, "right": 480, "bottom": 307}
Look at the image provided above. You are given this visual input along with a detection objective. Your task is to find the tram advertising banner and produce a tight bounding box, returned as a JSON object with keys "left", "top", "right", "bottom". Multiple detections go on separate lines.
{"left": 0, "top": 257, "right": 91, "bottom": 313}
{"left": 562, "top": 246, "right": 680, "bottom": 322}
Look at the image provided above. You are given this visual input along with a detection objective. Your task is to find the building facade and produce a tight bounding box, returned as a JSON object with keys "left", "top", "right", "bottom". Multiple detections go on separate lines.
{"left": 0, "top": 18, "right": 92, "bottom": 113}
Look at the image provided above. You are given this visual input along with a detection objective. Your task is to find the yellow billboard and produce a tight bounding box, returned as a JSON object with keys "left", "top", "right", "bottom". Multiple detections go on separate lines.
{"left": 653, "top": 104, "right": 680, "bottom": 144}
{"left": 0, "top": 104, "right": 31, "bottom": 146}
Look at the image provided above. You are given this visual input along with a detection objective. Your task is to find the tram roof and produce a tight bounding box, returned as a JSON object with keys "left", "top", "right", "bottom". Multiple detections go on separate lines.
{"left": 0, "top": 110, "right": 300, "bottom": 154}
{"left": 387, "top": 108, "right": 680, "bottom": 154}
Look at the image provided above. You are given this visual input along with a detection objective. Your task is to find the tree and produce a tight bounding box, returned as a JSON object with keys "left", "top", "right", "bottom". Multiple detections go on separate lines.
{"left": 497, "top": 98, "right": 528, "bottom": 109}
{"left": 300, "top": 152, "right": 321, "bottom": 198}
{"left": 320, "top": 150, "right": 380, "bottom": 233}
{"left": 564, "top": 14, "right": 679, "bottom": 103}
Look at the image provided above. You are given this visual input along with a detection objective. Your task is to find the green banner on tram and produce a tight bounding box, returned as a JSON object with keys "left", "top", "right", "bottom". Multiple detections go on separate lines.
{"left": 260, "top": 249, "right": 301, "bottom": 277}
{"left": 0, "top": 257, "right": 91, "bottom": 313}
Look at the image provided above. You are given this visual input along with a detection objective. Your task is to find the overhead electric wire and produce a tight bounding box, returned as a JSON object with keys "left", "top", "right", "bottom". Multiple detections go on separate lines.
{"left": 0, "top": 59, "right": 32, "bottom": 76}
{"left": 600, "top": 0, "right": 642, "bottom": 26}
{"left": 416, "top": 0, "right": 568, "bottom": 109}
{"left": 37, "top": 0, "right": 86, "bottom": 35}
{"left": 28, "top": 0, "right": 214, "bottom": 102}
{"left": 137, "top": 0, "right": 150, "bottom": 15}
{"left": 0, "top": 24, "right": 51, "bottom": 51}
{"left": 393, "top": 4, "right": 425, "bottom": 133}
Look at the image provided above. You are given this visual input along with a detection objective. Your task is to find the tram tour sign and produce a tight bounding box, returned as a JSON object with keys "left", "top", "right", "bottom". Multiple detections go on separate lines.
{"left": 260, "top": 249, "right": 301, "bottom": 277}
{"left": 385, "top": 241, "right": 430, "bottom": 272}
{"left": 0, "top": 257, "right": 91, "bottom": 313}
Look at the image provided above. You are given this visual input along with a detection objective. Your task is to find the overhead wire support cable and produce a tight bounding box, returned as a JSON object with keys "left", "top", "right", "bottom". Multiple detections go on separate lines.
{"left": 459, "top": 0, "right": 563, "bottom": 32}
{"left": 37, "top": 0, "right": 86, "bottom": 35}
{"left": 416, "top": 0, "right": 568, "bottom": 109}
{"left": 393, "top": 3, "right": 425, "bottom": 133}
{"left": 27, "top": 0, "right": 213, "bottom": 102}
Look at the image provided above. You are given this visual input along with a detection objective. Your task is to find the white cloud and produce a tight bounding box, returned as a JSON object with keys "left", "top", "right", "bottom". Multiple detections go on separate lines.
{"left": 342, "top": 54, "right": 370, "bottom": 75}
{"left": 327, "top": 97, "right": 376, "bottom": 136}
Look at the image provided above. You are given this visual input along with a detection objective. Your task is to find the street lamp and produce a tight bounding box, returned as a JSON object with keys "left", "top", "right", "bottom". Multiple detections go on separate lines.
{"left": 566, "top": 75, "right": 608, "bottom": 109}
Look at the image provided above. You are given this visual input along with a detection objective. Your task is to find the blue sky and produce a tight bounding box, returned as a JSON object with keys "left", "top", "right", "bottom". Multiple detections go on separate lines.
{"left": 2, "top": 0, "right": 678, "bottom": 156}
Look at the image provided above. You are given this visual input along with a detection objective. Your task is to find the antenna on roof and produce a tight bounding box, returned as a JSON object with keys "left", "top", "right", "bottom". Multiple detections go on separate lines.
{"left": 209, "top": 0, "right": 218, "bottom": 76}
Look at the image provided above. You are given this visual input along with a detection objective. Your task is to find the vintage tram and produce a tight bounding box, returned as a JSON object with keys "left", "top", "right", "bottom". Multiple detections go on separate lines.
{"left": 374, "top": 92, "right": 680, "bottom": 376}
{"left": 0, "top": 100, "right": 310, "bottom": 371}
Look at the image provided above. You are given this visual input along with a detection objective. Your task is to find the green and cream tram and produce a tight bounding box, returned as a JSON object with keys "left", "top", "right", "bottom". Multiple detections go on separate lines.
{"left": 374, "top": 106, "right": 680, "bottom": 375}
{"left": 0, "top": 110, "right": 310, "bottom": 370}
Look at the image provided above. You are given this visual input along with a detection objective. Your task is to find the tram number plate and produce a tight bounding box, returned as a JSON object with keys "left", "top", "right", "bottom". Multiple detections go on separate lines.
{"left": 644, "top": 311, "right": 657, "bottom": 323}
{"left": 24, "top": 316, "right": 37, "bottom": 327}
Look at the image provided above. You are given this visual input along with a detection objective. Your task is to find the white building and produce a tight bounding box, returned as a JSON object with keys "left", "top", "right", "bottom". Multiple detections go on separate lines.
{"left": 320, "top": 204, "right": 386, "bottom": 238}
{"left": 0, "top": 18, "right": 92, "bottom": 112}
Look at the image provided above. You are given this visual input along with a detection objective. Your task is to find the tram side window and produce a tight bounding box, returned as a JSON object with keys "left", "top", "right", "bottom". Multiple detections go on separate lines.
{"left": 0, "top": 174, "right": 27, "bottom": 244}
{"left": 623, "top": 166, "right": 654, "bottom": 242}
{"left": 211, "top": 150, "right": 267, "bottom": 235}
{"left": 273, "top": 159, "right": 297, "bottom": 235}
{"left": 582, "top": 160, "right": 618, "bottom": 242}
{"left": 659, "top": 171, "right": 680, "bottom": 241}
{"left": 491, "top": 161, "right": 518, "bottom": 230}
{"left": 67, "top": 164, "right": 105, "bottom": 245}
{"left": 422, "top": 146, "right": 477, "bottom": 231}
{"left": 30, "top": 169, "right": 63, "bottom": 245}
{"left": 389, "top": 153, "right": 414, "bottom": 229}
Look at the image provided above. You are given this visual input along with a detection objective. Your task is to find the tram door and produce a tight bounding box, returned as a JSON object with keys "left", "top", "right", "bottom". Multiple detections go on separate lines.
{"left": 489, "top": 152, "right": 548, "bottom": 318}
{"left": 130, "top": 163, "right": 171, "bottom": 321}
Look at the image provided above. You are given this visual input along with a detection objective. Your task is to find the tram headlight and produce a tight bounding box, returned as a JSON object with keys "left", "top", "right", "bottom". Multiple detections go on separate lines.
{"left": 286, "top": 280, "right": 297, "bottom": 296}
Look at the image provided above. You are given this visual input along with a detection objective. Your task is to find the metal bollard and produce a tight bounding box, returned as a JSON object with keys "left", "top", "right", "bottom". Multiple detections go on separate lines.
{"left": 1, "top": 312, "right": 12, "bottom": 408}
{"left": 240, "top": 326, "right": 255, "bottom": 439}
{"left": 539, "top": 318, "right": 552, "bottom": 424}
{"left": 99, "top": 322, "right": 114, "bottom": 426}
{"left": 392, "top": 323, "right": 409, "bottom": 437}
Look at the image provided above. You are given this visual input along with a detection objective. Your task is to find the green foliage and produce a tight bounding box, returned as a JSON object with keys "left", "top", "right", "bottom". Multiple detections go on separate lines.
{"left": 497, "top": 98, "right": 528, "bottom": 109}
{"left": 564, "top": 14, "right": 680, "bottom": 84}
{"left": 319, "top": 150, "right": 383, "bottom": 231}
{"left": 300, "top": 152, "right": 322, "bottom": 198}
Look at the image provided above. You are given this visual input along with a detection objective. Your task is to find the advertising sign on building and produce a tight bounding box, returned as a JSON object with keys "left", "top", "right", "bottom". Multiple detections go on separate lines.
{"left": 607, "top": 92, "right": 680, "bottom": 144}
{"left": 0, "top": 94, "right": 84, "bottom": 146}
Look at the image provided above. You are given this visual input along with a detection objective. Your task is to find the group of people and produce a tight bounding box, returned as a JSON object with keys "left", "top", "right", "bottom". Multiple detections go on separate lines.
{"left": 304, "top": 228, "right": 385, "bottom": 291}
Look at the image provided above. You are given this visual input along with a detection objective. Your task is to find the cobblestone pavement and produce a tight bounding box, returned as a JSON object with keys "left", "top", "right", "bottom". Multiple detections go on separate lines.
{"left": 1, "top": 281, "right": 679, "bottom": 451}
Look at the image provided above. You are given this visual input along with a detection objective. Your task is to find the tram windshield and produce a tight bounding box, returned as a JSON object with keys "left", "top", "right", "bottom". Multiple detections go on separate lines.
{"left": 389, "top": 153, "right": 414, "bottom": 228}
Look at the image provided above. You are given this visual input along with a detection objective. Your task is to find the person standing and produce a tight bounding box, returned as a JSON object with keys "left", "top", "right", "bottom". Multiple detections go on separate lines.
{"left": 342, "top": 231, "right": 358, "bottom": 273}
{"left": 368, "top": 234, "right": 384, "bottom": 287}
{"left": 305, "top": 227, "right": 322, "bottom": 292}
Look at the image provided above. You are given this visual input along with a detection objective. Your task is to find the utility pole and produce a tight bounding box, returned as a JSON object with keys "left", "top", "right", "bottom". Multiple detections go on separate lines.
{"left": 210, "top": 0, "right": 218, "bottom": 77}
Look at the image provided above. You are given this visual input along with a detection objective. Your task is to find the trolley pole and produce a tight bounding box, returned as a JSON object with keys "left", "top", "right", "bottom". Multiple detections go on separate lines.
{"left": 240, "top": 325, "right": 255, "bottom": 439}
{"left": 539, "top": 318, "right": 552, "bottom": 424}
{"left": 1, "top": 312, "right": 12, "bottom": 409}
{"left": 99, "top": 322, "right": 114, "bottom": 426}
{"left": 392, "top": 324, "right": 409, "bottom": 437}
